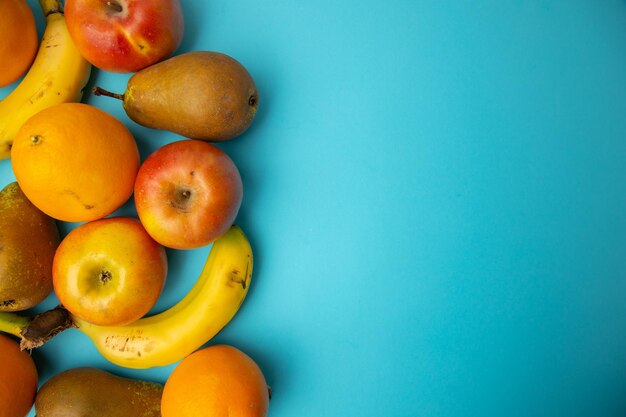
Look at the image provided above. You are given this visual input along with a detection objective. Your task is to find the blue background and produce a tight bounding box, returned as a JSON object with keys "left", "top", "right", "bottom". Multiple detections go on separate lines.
{"left": 1, "top": 0, "right": 626, "bottom": 416}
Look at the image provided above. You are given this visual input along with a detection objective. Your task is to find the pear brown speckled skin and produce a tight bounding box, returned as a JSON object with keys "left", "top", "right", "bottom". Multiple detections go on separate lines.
{"left": 0, "top": 182, "right": 60, "bottom": 311}
{"left": 35, "top": 367, "right": 163, "bottom": 417}
{"left": 124, "top": 51, "right": 259, "bottom": 141}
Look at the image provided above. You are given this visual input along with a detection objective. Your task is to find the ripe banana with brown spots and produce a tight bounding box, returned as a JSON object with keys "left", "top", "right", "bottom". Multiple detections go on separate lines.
{"left": 72, "top": 225, "right": 253, "bottom": 369}
{"left": 0, "top": 0, "right": 91, "bottom": 159}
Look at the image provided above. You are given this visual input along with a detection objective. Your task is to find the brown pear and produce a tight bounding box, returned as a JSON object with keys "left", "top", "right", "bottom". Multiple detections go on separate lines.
{"left": 35, "top": 367, "right": 163, "bottom": 417}
{"left": 0, "top": 181, "right": 60, "bottom": 311}
{"left": 94, "top": 51, "right": 259, "bottom": 141}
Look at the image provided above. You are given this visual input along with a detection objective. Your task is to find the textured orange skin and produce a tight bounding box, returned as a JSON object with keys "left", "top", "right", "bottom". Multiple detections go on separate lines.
{"left": 134, "top": 140, "right": 243, "bottom": 249}
{"left": 0, "top": 334, "right": 38, "bottom": 417}
{"left": 53, "top": 217, "right": 167, "bottom": 326}
{"left": 11, "top": 103, "right": 140, "bottom": 223}
{"left": 161, "top": 345, "right": 269, "bottom": 417}
{"left": 0, "top": 0, "right": 38, "bottom": 87}
{"left": 64, "top": 0, "right": 184, "bottom": 72}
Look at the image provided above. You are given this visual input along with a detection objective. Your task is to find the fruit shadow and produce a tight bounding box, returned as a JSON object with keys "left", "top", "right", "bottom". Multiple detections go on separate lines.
{"left": 222, "top": 54, "right": 274, "bottom": 150}
{"left": 216, "top": 50, "right": 275, "bottom": 252}
{"left": 80, "top": 67, "right": 102, "bottom": 106}
{"left": 217, "top": 72, "right": 274, "bottom": 306}
{"left": 225, "top": 170, "right": 263, "bottom": 309}
{"left": 30, "top": 346, "right": 50, "bottom": 382}
{"left": 206, "top": 330, "right": 297, "bottom": 409}
{"left": 153, "top": 244, "right": 211, "bottom": 316}
{"left": 177, "top": 0, "right": 208, "bottom": 52}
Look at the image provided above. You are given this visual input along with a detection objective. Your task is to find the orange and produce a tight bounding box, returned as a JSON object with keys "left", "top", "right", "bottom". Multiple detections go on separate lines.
{"left": 0, "top": 0, "right": 39, "bottom": 87}
{"left": 161, "top": 345, "right": 270, "bottom": 417}
{"left": 11, "top": 103, "right": 140, "bottom": 222}
{"left": 0, "top": 334, "right": 38, "bottom": 417}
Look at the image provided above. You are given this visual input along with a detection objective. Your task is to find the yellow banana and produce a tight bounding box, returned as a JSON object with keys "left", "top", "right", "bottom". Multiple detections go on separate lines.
{"left": 73, "top": 225, "right": 253, "bottom": 369}
{"left": 0, "top": 227, "right": 253, "bottom": 367}
{"left": 0, "top": 0, "right": 91, "bottom": 159}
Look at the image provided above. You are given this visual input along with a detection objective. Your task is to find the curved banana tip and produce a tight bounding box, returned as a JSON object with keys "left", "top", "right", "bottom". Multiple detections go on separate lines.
{"left": 224, "top": 224, "right": 251, "bottom": 245}
{"left": 230, "top": 224, "right": 245, "bottom": 235}
{"left": 41, "top": 0, "right": 63, "bottom": 16}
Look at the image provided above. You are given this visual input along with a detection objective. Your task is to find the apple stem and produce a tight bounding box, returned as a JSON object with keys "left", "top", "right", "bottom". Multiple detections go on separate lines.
{"left": 99, "top": 270, "right": 113, "bottom": 284}
{"left": 92, "top": 86, "right": 125, "bottom": 101}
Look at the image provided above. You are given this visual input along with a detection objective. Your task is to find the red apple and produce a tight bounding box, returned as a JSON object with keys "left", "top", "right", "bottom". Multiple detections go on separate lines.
{"left": 134, "top": 140, "right": 243, "bottom": 249}
{"left": 64, "top": 0, "right": 184, "bottom": 73}
{"left": 53, "top": 216, "right": 167, "bottom": 326}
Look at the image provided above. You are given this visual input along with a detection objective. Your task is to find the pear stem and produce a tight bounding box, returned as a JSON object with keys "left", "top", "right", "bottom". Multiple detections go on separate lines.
{"left": 92, "top": 86, "right": 125, "bottom": 101}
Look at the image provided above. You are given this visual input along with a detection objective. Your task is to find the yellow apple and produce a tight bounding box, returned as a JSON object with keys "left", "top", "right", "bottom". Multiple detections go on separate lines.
{"left": 53, "top": 216, "right": 167, "bottom": 326}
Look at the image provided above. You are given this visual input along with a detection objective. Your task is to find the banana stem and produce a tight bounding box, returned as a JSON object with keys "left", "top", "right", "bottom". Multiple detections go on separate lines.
{"left": 92, "top": 86, "right": 125, "bottom": 101}
{"left": 0, "top": 306, "right": 74, "bottom": 350}
{"left": 0, "top": 312, "right": 30, "bottom": 338}
{"left": 39, "top": 0, "right": 63, "bottom": 16}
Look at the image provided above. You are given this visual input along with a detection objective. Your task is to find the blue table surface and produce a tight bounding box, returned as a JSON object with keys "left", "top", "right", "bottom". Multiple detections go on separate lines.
{"left": 1, "top": 1, "right": 626, "bottom": 416}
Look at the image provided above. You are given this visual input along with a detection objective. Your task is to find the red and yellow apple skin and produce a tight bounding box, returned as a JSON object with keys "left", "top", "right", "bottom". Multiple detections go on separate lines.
{"left": 64, "top": 0, "right": 184, "bottom": 73}
{"left": 52, "top": 217, "right": 168, "bottom": 326}
{"left": 134, "top": 140, "right": 243, "bottom": 250}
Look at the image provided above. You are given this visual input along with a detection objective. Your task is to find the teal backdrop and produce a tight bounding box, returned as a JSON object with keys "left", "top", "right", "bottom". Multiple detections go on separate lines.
{"left": 1, "top": 1, "right": 626, "bottom": 416}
